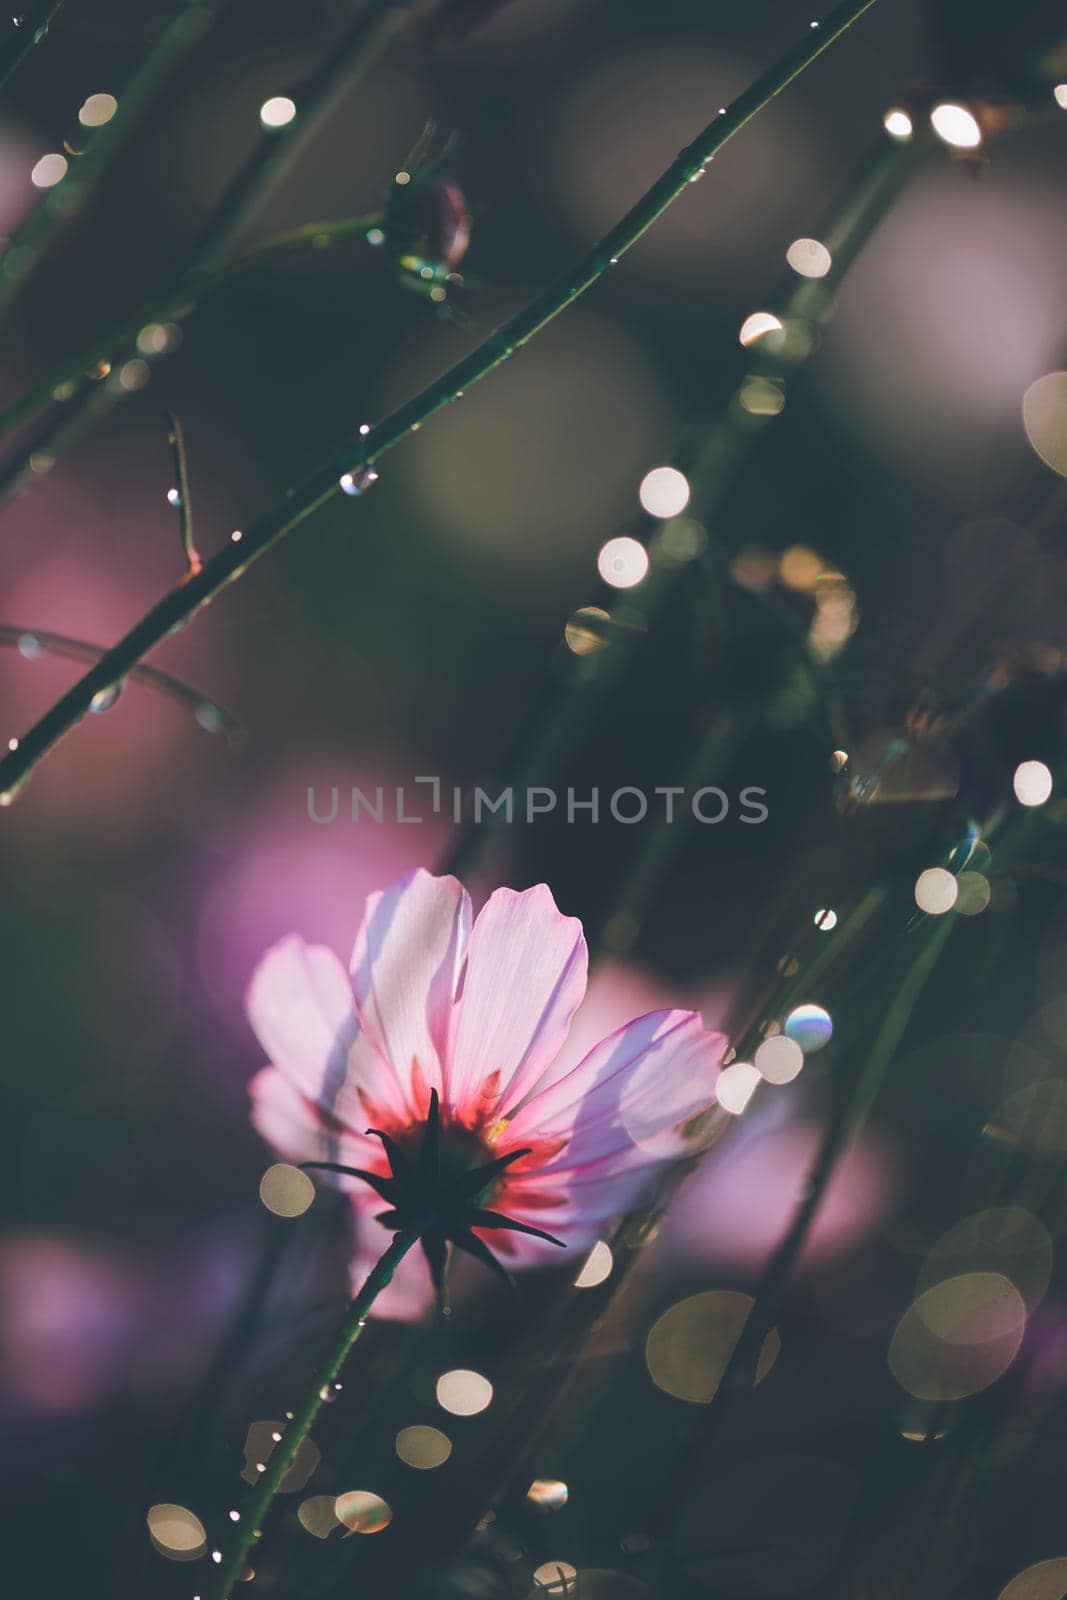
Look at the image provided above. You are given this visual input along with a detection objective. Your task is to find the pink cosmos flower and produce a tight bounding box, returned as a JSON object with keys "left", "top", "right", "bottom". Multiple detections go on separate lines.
{"left": 247, "top": 869, "right": 728, "bottom": 1318}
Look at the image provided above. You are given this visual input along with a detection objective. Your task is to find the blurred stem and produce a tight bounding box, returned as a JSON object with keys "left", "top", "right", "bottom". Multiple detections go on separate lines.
{"left": 0, "top": 212, "right": 383, "bottom": 445}
{"left": 0, "top": 0, "right": 881, "bottom": 804}
{"left": 191, "top": 0, "right": 416, "bottom": 272}
{"left": 206, "top": 1228, "right": 417, "bottom": 1600}
{"left": 0, "top": 2, "right": 223, "bottom": 318}
{"left": 0, "top": 0, "right": 415, "bottom": 494}
{"left": 446, "top": 134, "right": 925, "bottom": 884}
{"left": 649, "top": 912, "right": 956, "bottom": 1548}
{"left": 0, "top": 2, "right": 65, "bottom": 92}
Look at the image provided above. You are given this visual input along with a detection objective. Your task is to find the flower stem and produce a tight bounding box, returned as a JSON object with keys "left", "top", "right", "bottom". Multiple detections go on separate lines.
{"left": 205, "top": 1227, "right": 418, "bottom": 1600}
{"left": 0, "top": 0, "right": 880, "bottom": 804}
{"left": 0, "top": 1, "right": 223, "bottom": 318}
{"left": 0, "top": 2, "right": 65, "bottom": 93}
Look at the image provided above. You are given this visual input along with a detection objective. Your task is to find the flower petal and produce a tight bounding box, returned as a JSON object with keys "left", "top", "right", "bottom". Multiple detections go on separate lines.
{"left": 505, "top": 1010, "right": 728, "bottom": 1172}
{"left": 350, "top": 870, "right": 470, "bottom": 1113}
{"left": 248, "top": 1066, "right": 379, "bottom": 1171}
{"left": 450, "top": 884, "right": 587, "bottom": 1118}
{"left": 246, "top": 934, "right": 403, "bottom": 1126}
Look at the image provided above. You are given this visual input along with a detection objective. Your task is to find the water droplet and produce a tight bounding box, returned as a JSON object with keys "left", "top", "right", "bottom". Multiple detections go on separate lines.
{"left": 17, "top": 632, "right": 43, "bottom": 660}
{"left": 338, "top": 465, "right": 379, "bottom": 496}
{"left": 365, "top": 227, "right": 385, "bottom": 247}
{"left": 358, "top": 422, "right": 371, "bottom": 435}
{"left": 230, "top": 529, "right": 243, "bottom": 542}
{"left": 90, "top": 683, "right": 121, "bottom": 714}
{"left": 228, "top": 1510, "right": 240, "bottom": 1522}
{"left": 167, "top": 487, "right": 182, "bottom": 508}
{"left": 194, "top": 702, "right": 226, "bottom": 734}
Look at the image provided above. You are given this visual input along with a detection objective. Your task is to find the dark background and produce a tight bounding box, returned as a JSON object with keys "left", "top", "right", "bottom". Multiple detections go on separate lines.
{"left": 2, "top": 1, "right": 1067, "bottom": 1595}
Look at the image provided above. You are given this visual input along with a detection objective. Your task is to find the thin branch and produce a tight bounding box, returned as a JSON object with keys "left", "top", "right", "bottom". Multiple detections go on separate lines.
{"left": 0, "top": 0, "right": 882, "bottom": 805}
{"left": 0, "top": 2, "right": 65, "bottom": 93}
{"left": 0, "top": 1, "right": 224, "bottom": 317}
{"left": 190, "top": 0, "right": 417, "bottom": 273}
{"left": 0, "top": 0, "right": 416, "bottom": 495}
{"left": 0, "top": 624, "right": 236, "bottom": 733}
{"left": 166, "top": 411, "right": 200, "bottom": 575}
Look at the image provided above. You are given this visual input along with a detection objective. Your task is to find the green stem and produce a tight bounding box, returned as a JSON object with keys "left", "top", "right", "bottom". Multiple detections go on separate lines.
{"left": 649, "top": 912, "right": 956, "bottom": 1543}
{"left": 0, "top": 213, "right": 382, "bottom": 444}
{"left": 0, "top": 2, "right": 65, "bottom": 92}
{"left": 0, "top": 0, "right": 880, "bottom": 805}
{"left": 445, "top": 136, "right": 923, "bottom": 883}
{"left": 0, "top": 1, "right": 223, "bottom": 318}
{"left": 167, "top": 411, "right": 199, "bottom": 573}
{"left": 190, "top": 0, "right": 415, "bottom": 273}
{"left": 0, "top": 622, "right": 235, "bottom": 730}
{"left": 205, "top": 1228, "right": 418, "bottom": 1600}
{"left": 0, "top": 0, "right": 414, "bottom": 494}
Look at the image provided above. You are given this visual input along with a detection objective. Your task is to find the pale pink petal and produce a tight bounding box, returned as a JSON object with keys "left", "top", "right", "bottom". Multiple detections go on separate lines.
{"left": 350, "top": 869, "right": 470, "bottom": 1112}
{"left": 248, "top": 1067, "right": 379, "bottom": 1170}
{"left": 505, "top": 1010, "right": 728, "bottom": 1172}
{"left": 246, "top": 935, "right": 403, "bottom": 1126}
{"left": 348, "top": 1208, "right": 435, "bottom": 1321}
{"left": 449, "top": 884, "right": 587, "bottom": 1118}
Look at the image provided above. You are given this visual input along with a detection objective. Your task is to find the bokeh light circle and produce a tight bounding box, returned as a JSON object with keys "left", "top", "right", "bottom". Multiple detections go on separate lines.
{"left": 998, "top": 1558, "right": 1067, "bottom": 1600}
{"left": 755, "top": 1034, "right": 805, "bottom": 1084}
{"left": 395, "top": 1424, "right": 452, "bottom": 1468}
{"left": 335, "top": 1489, "right": 392, "bottom": 1534}
{"left": 930, "top": 102, "right": 982, "bottom": 148}
{"left": 435, "top": 1369, "right": 493, "bottom": 1416}
{"left": 1013, "top": 760, "right": 1053, "bottom": 807}
{"left": 918, "top": 1207, "right": 1052, "bottom": 1313}
{"left": 638, "top": 466, "right": 690, "bottom": 518}
{"left": 1022, "top": 372, "right": 1067, "bottom": 477}
{"left": 147, "top": 1503, "right": 207, "bottom": 1561}
{"left": 715, "top": 1061, "right": 760, "bottom": 1114}
{"left": 597, "top": 536, "right": 649, "bottom": 589}
{"left": 784, "top": 1003, "right": 833, "bottom": 1054}
{"left": 915, "top": 867, "right": 958, "bottom": 914}
{"left": 888, "top": 1273, "right": 1027, "bottom": 1401}
{"left": 646, "top": 1290, "right": 780, "bottom": 1403}
{"left": 259, "top": 1163, "right": 315, "bottom": 1218}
